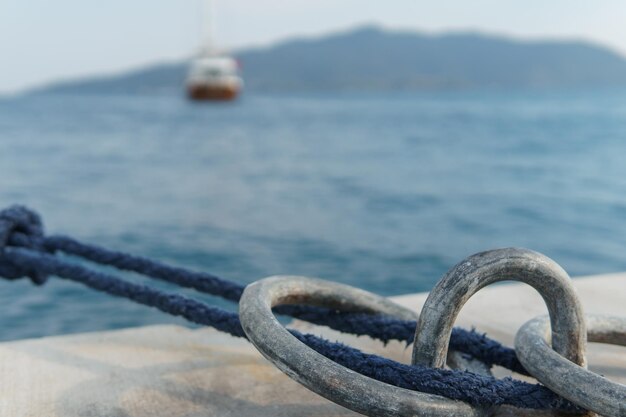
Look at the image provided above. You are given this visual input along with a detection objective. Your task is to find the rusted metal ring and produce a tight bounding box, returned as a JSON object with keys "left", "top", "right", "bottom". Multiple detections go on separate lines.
{"left": 412, "top": 248, "right": 588, "bottom": 372}
{"left": 515, "top": 314, "right": 626, "bottom": 417}
{"left": 239, "top": 275, "right": 487, "bottom": 417}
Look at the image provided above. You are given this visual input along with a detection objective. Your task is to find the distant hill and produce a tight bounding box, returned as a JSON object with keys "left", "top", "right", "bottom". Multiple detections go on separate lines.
{"left": 33, "top": 26, "right": 626, "bottom": 94}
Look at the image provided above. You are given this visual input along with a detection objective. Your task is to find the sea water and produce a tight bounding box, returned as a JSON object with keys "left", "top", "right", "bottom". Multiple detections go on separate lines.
{"left": 1, "top": 90, "right": 626, "bottom": 341}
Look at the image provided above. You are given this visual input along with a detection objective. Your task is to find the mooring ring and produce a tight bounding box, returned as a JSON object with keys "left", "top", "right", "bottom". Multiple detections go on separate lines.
{"left": 516, "top": 314, "right": 626, "bottom": 417}
{"left": 240, "top": 275, "right": 486, "bottom": 417}
{"left": 412, "top": 248, "right": 588, "bottom": 371}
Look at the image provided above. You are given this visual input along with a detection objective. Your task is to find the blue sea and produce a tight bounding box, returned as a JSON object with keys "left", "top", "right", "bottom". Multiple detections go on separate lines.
{"left": 1, "top": 90, "right": 626, "bottom": 341}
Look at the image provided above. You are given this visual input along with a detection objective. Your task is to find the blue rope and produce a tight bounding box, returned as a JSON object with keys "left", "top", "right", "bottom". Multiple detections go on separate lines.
{"left": 7, "top": 220, "right": 528, "bottom": 374}
{"left": 0, "top": 205, "right": 581, "bottom": 411}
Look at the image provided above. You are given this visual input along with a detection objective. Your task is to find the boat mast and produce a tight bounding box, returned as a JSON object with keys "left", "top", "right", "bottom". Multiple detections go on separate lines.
{"left": 201, "top": 0, "right": 216, "bottom": 55}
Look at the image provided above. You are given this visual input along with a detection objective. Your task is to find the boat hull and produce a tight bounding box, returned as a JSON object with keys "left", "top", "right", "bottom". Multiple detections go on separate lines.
{"left": 187, "top": 83, "right": 240, "bottom": 101}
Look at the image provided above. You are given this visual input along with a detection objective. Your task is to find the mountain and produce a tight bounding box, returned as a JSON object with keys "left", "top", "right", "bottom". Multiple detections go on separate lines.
{"left": 33, "top": 26, "right": 626, "bottom": 94}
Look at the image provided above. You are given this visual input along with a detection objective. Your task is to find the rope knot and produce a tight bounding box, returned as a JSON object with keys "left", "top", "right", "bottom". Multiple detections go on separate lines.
{"left": 0, "top": 205, "right": 49, "bottom": 285}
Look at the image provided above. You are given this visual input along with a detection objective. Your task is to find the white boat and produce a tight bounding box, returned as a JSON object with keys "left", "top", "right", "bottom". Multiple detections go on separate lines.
{"left": 186, "top": 1, "right": 242, "bottom": 101}
{"left": 186, "top": 54, "right": 242, "bottom": 100}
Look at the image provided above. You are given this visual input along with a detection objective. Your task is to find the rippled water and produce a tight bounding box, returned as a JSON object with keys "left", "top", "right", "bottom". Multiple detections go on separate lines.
{"left": 1, "top": 90, "right": 626, "bottom": 341}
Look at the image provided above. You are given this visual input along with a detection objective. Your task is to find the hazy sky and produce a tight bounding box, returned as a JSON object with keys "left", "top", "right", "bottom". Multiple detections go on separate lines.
{"left": 2, "top": 1, "right": 626, "bottom": 93}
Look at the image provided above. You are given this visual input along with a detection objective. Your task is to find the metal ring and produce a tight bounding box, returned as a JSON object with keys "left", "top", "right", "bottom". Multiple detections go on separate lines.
{"left": 516, "top": 314, "right": 626, "bottom": 417}
{"left": 412, "top": 248, "right": 588, "bottom": 371}
{"left": 239, "top": 275, "right": 487, "bottom": 417}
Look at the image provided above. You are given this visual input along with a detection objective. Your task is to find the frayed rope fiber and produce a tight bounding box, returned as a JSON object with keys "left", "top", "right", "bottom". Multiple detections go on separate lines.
{"left": 0, "top": 205, "right": 582, "bottom": 411}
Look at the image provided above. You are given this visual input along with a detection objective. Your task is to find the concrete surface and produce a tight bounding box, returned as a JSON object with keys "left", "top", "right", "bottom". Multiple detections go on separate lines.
{"left": 0, "top": 273, "right": 624, "bottom": 417}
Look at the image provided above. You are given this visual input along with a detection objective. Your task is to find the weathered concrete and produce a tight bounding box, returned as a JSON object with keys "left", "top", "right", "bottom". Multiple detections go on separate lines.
{"left": 0, "top": 273, "right": 624, "bottom": 417}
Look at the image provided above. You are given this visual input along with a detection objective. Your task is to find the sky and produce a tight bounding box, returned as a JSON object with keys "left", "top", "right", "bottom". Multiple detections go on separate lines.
{"left": 1, "top": 1, "right": 626, "bottom": 94}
